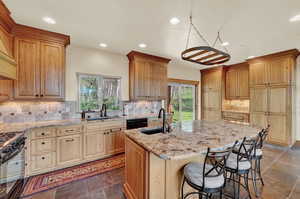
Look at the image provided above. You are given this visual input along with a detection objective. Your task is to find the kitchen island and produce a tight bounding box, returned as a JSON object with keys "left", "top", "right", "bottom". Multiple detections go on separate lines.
{"left": 123, "top": 120, "right": 261, "bottom": 199}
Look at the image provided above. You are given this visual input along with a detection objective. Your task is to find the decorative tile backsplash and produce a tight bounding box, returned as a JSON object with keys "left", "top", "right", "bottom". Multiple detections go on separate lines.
{"left": 0, "top": 100, "right": 162, "bottom": 123}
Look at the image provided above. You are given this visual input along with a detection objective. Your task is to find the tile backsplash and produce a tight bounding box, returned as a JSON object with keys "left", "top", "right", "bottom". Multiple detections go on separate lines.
{"left": 0, "top": 100, "right": 162, "bottom": 123}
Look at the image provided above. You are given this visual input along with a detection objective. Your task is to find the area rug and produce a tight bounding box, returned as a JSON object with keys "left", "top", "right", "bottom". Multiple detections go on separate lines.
{"left": 21, "top": 153, "right": 125, "bottom": 198}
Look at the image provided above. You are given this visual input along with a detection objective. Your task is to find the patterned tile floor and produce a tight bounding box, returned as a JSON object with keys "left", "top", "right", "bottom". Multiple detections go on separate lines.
{"left": 24, "top": 144, "right": 300, "bottom": 199}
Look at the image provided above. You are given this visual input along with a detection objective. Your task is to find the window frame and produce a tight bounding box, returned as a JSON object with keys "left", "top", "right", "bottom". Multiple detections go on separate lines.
{"left": 76, "top": 72, "right": 122, "bottom": 112}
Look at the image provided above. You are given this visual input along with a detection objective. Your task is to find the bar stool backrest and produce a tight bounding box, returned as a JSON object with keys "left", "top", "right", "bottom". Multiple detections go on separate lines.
{"left": 202, "top": 142, "right": 237, "bottom": 188}
{"left": 257, "top": 125, "right": 270, "bottom": 149}
{"left": 236, "top": 136, "right": 259, "bottom": 170}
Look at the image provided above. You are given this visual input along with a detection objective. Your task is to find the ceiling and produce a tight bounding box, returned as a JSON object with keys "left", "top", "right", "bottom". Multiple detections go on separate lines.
{"left": 4, "top": 0, "right": 300, "bottom": 69}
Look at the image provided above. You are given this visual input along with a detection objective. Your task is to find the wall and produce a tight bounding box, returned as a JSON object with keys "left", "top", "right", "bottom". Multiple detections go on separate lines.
{"left": 65, "top": 45, "right": 201, "bottom": 101}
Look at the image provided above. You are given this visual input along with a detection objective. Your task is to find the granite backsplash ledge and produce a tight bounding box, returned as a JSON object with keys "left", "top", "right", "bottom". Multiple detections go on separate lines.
{"left": 0, "top": 100, "right": 162, "bottom": 123}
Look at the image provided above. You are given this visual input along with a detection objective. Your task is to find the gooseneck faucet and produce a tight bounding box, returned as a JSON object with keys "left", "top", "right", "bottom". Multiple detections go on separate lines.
{"left": 158, "top": 108, "right": 169, "bottom": 133}
{"left": 100, "top": 104, "right": 107, "bottom": 117}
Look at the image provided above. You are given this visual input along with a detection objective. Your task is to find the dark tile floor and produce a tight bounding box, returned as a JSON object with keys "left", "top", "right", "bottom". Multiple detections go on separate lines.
{"left": 24, "top": 144, "right": 300, "bottom": 199}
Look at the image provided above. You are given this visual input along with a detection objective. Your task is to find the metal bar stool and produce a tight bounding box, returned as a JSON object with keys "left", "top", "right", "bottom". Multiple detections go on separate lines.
{"left": 250, "top": 125, "right": 270, "bottom": 196}
{"left": 181, "top": 143, "right": 237, "bottom": 199}
{"left": 224, "top": 136, "right": 259, "bottom": 199}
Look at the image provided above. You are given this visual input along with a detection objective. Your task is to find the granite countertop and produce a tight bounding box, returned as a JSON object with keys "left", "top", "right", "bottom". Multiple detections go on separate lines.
{"left": 125, "top": 120, "right": 261, "bottom": 160}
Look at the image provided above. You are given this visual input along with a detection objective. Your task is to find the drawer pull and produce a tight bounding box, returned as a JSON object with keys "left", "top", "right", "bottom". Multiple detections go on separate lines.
{"left": 42, "top": 157, "right": 45, "bottom": 160}
{"left": 15, "top": 162, "right": 19, "bottom": 165}
{"left": 65, "top": 139, "right": 74, "bottom": 142}
{"left": 41, "top": 142, "right": 45, "bottom": 145}
{"left": 41, "top": 133, "right": 45, "bottom": 136}
{"left": 66, "top": 129, "right": 75, "bottom": 132}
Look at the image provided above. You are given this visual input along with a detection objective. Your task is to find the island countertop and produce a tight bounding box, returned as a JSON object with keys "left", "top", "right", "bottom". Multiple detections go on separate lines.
{"left": 125, "top": 120, "right": 261, "bottom": 160}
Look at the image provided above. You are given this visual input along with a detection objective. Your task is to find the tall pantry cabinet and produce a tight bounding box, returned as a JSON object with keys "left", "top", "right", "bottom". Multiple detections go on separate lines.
{"left": 249, "top": 49, "right": 299, "bottom": 146}
{"left": 201, "top": 67, "right": 223, "bottom": 121}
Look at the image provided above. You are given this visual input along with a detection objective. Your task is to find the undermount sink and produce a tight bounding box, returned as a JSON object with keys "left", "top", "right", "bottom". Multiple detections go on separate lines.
{"left": 140, "top": 127, "right": 163, "bottom": 135}
{"left": 86, "top": 116, "right": 120, "bottom": 121}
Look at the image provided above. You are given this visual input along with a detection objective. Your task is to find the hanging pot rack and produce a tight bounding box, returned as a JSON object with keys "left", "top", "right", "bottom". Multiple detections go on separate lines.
{"left": 181, "top": 16, "right": 231, "bottom": 65}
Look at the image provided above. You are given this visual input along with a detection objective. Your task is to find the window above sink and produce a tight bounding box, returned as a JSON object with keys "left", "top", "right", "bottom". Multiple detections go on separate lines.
{"left": 77, "top": 73, "right": 121, "bottom": 112}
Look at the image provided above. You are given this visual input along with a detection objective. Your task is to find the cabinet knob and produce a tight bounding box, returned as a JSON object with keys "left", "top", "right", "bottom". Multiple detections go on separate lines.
{"left": 35, "top": 94, "right": 39, "bottom": 97}
{"left": 41, "top": 133, "right": 45, "bottom": 136}
{"left": 41, "top": 142, "right": 45, "bottom": 145}
{"left": 40, "top": 94, "right": 44, "bottom": 97}
{"left": 42, "top": 157, "right": 45, "bottom": 160}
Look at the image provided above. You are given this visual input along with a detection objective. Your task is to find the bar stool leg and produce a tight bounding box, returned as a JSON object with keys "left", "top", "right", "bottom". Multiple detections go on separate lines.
{"left": 244, "top": 172, "right": 252, "bottom": 199}
{"left": 181, "top": 178, "right": 185, "bottom": 199}
{"left": 252, "top": 160, "right": 258, "bottom": 196}
{"left": 257, "top": 159, "right": 264, "bottom": 185}
{"left": 237, "top": 175, "right": 241, "bottom": 199}
{"left": 220, "top": 189, "right": 223, "bottom": 199}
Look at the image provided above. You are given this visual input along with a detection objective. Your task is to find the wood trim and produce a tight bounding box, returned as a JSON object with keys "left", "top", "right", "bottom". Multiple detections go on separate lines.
{"left": 127, "top": 51, "right": 171, "bottom": 63}
{"left": 0, "top": 1, "right": 16, "bottom": 33}
{"left": 12, "top": 24, "right": 70, "bottom": 46}
{"left": 247, "top": 49, "right": 300, "bottom": 64}
{"left": 200, "top": 65, "right": 224, "bottom": 73}
{"left": 223, "top": 61, "right": 248, "bottom": 69}
{"left": 168, "top": 78, "right": 199, "bottom": 86}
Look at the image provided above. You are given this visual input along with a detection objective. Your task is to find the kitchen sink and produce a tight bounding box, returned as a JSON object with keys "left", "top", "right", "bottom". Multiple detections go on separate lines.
{"left": 140, "top": 127, "right": 163, "bottom": 135}
{"left": 86, "top": 116, "right": 120, "bottom": 121}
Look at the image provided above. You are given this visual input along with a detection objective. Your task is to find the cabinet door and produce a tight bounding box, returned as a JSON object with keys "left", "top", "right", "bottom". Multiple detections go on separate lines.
{"left": 30, "top": 152, "right": 56, "bottom": 173}
{"left": 268, "top": 86, "right": 288, "bottom": 115}
{"left": 14, "top": 38, "right": 40, "bottom": 99}
{"left": 237, "top": 66, "right": 249, "bottom": 99}
{"left": 250, "top": 87, "right": 268, "bottom": 113}
{"left": 202, "top": 70, "right": 221, "bottom": 91}
{"left": 135, "top": 60, "right": 148, "bottom": 99}
{"left": 225, "top": 69, "right": 237, "bottom": 99}
{"left": 40, "top": 42, "right": 65, "bottom": 100}
{"left": 250, "top": 113, "right": 268, "bottom": 129}
{"left": 124, "top": 137, "right": 148, "bottom": 199}
{"left": 268, "top": 115, "right": 289, "bottom": 145}
{"left": 105, "top": 130, "right": 125, "bottom": 155}
{"left": 57, "top": 134, "right": 82, "bottom": 166}
{"left": 249, "top": 62, "right": 268, "bottom": 86}
{"left": 156, "top": 63, "right": 168, "bottom": 99}
{"left": 202, "top": 90, "right": 220, "bottom": 110}
{"left": 84, "top": 131, "right": 106, "bottom": 159}
{"left": 0, "top": 80, "right": 12, "bottom": 102}
{"left": 202, "top": 110, "right": 221, "bottom": 121}
{"left": 268, "top": 58, "right": 291, "bottom": 85}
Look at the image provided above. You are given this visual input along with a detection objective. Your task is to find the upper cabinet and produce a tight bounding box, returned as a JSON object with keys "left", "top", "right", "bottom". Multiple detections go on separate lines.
{"left": 249, "top": 49, "right": 298, "bottom": 87}
{"left": 225, "top": 62, "right": 249, "bottom": 99}
{"left": 127, "top": 51, "right": 170, "bottom": 101}
{"left": 13, "top": 25, "right": 69, "bottom": 101}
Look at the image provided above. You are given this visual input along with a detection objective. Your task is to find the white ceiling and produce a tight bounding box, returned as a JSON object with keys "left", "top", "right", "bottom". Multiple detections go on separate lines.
{"left": 4, "top": 0, "right": 300, "bottom": 69}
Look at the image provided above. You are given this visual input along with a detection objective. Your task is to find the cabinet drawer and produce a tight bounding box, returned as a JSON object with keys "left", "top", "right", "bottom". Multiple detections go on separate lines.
{"left": 31, "top": 128, "right": 56, "bottom": 139}
{"left": 30, "top": 152, "right": 56, "bottom": 172}
{"left": 31, "top": 138, "right": 56, "bottom": 155}
{"left": 222, "top": 112, "right": 249, "bottom": 122}
{"left": 86, "top": 120, "right": 124, "bottom": 132}
{"left": 57, "top": 125, "right": 83, "bottom": 136}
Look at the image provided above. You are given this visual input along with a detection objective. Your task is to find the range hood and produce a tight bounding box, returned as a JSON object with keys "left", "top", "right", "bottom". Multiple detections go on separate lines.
{"left": 0, "top": 39, "right": 17, "bottom": 80}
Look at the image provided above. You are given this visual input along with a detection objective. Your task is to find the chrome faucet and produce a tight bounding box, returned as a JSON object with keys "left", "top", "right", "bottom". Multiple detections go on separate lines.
{"left": 100, "top": 104, "right": 107, "bottom": 117}
{"left": 158, "top": 108, "right": 170, "bottom": 133}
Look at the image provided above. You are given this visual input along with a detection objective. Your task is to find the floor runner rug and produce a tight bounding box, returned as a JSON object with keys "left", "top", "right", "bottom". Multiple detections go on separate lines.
{"left": 21, "top": 153, "right": 125, "bottom": 198}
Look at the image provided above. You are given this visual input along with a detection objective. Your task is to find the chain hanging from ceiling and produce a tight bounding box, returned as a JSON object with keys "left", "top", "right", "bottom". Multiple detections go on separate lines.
{"left": 181, "top": 8, "right": 231, "bottom": 65}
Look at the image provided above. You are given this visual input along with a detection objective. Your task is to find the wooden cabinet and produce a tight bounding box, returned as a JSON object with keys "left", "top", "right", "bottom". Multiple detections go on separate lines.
{"left": 57, "top": 134, "right": 83, "bottom": 166}
{"left": 225, "top": 62, "right": 249, "bottom": 99}
{"left": 84, "top": 131, "right": 106, "bottom": 159}
{"left": 0, "top": 80, "right": 12, "bottom": 102}
{"left": 30, "top": 152, "right": 56, "bottom": 173}
{"left": 201, "top": 68, "right": 222, "bottom": 121}
{"left": 222, "top": 111, "right": 249, "bottom": 123}
{"left": 128, "top": 51, "right": 170, "bottom": 100}
{"left": 248, "top": 49, "right": 299, "bottom": 146}
{"left": 14, "top": 38, "right": 65, "bottom": 100}
{"left": 124, "top": 136, "right": 149, "bottom": 199}
{"left": 105, "top": 128, "right": 125, "bottom": 155}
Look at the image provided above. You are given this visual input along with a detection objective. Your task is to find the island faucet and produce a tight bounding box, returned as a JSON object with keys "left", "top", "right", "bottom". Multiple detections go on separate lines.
{"left": 158, "top": 108, "right": 170, "bottom": 133}
{"left": 100, "top": 104, "right": 107, "bottom": 117}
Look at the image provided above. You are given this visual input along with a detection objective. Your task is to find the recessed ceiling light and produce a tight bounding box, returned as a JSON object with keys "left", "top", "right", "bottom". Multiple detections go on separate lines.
{"left": 99, "top": 43, "right": 107, "bottom": 48}
{"left": 43, "top": 17, "right": 56, "bottom": 24}
{"left": 170, "top": 17, "right": 180, "bottom": 25}
{"left": 221, "top": 42, "right": 229, "bottom": 46}
{"left": 248, "top": 56, "right": 255, "bottom": 59}
{"left": 290, "top": 15, "right": 300, "bottom": 22}
{"left": 139, "top": 43, "right": 147, "bottom": 48}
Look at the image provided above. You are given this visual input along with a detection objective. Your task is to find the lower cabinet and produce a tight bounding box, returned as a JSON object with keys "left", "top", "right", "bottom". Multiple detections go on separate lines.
{"left": 25, "top": 121, "right": 125, "bottom": 177}
{"left": 84, "top": 131, "right": 106, "bottom": 159}
{"left": 30, "top": 152, "right": 56, "bottom": 173}
{"left": 57, "top": 134, "right": 83, "bottom": 166}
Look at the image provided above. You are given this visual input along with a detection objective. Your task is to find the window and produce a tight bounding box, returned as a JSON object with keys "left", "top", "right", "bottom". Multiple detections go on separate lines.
{"left": 77, "top": 73, "right": 121, "bottom": 112}
{"left": 168, "top": 83, "right": 196, "bottom": 122}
